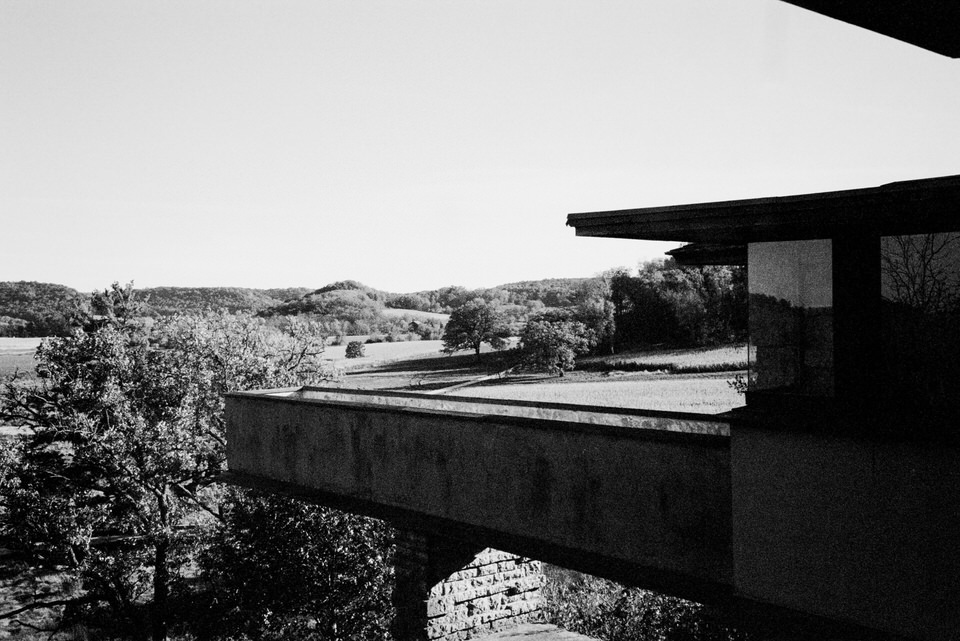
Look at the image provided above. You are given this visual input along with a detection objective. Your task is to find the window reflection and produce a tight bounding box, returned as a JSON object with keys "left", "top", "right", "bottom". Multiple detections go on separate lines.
{"left": 880, "top": 233, "right": 960, "bottom": 411}
{"left": 748, "top": 240, "right": 834, "bottom": 396}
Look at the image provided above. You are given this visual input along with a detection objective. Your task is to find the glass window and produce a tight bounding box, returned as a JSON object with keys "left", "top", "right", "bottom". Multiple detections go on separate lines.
{"left": 748, "top": 240, "right": 833, "bottom": 396}
{"left": 880, "top": 233, "right": 960, "bottom": 411}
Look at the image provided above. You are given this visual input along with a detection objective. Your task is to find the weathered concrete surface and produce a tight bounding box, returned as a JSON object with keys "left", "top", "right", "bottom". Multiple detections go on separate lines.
{"left": 225, "top": 386, "right": 733, "bottom": 600}
{"left": 732, "top": 423, "right": 960, "bottom": 641}
{"left": 473, "top": 624, "right": 597, "bottom": 640}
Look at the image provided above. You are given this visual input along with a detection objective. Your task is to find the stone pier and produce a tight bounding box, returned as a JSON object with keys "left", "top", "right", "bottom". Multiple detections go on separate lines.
{"left": 393, "top": 530, "right": 544, "bottom": 641}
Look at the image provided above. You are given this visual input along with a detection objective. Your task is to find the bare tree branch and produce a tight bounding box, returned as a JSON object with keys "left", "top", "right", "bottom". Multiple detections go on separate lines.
{"left": 0, "top": 595, "right": 98, "bottom": 621}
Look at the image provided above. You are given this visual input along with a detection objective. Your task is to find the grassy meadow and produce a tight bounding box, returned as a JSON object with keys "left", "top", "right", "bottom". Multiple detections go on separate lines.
{"left": 579, "top": 343, "right": 747, "bottom": 373}
{"left": 380, "top": 307, "right": 449, "bottom": 322}
{"left": 458, "top": 372, "right": 743, "bottom": 414}
{"left": 0, "top": 337, "right": 42, "bottom": 379}
{"left": 339, "top": 342, "right": 747, "bottom": 414}
{"left": 324, "top": 339, "right": 446, "bottom": 369}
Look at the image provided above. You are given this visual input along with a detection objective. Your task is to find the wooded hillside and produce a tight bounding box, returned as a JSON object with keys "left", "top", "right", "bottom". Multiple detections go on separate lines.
{"left": 0, "top": 265, "right": 745, "bottom": 350}
{"left": 0, "top": 281, "right": 81, "bottom": 336}
{"left": 139, "top": 286, "right": 302, "bottom": 315}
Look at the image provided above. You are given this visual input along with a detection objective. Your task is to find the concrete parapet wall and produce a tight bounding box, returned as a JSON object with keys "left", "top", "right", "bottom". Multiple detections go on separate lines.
{"left": 225, "top": 387, "right": 733, "bottom": 598}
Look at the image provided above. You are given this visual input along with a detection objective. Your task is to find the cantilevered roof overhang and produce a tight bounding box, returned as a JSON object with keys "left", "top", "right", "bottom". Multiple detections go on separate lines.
{"left": 780, "top": 0, "right": 960, "bottom": 59}
{"left": 566, "top": 174, "right": 960, "bottom": 249}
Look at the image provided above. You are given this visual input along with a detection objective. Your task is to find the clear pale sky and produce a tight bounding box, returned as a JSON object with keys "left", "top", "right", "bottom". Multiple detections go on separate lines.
{"left": 2, "top": 1, "right": 959, "bottom": 294}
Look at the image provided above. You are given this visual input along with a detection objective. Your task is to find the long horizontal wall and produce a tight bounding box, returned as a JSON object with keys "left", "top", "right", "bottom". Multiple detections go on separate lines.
{"left": 225, "top": 387, "right": 733, "bottom": 600}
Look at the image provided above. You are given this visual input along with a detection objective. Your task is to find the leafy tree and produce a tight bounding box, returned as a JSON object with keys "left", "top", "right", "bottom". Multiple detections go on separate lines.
{"left": 0, "top": 281, "right": 81, "bottom": 337}
{"left": 137, "top": 286, "right": 284, "bottom": 316}
{"left": 608, "top": 262, "right": 746, "bottom": 350}
{"left": 442, "top": 298, "right": 511, "bottom": 361}
{"left": 435, "top": 286, "right": 474, "bottom": 312}
{"left": 0, "top": 283, "right": 332, "bottom": 641}
{"left": 200, "top": 489, "right": 393, "bottom": 640}
{"left": 573, "top": 274, "right": 617, "bottom": 355}
{"left": 519, "top": 314, "right": 593, "bottom": 374}
{"left": 388, "top": 293, "right": 431, "bottom": 312}
{"left": 265, "top": 289, "right": 383, "bottom": 322}
{"left": 346, "top": 340, "right": 366, "bottom": 358}
{"left": 543, "top": 567, "right": 752, "bottom": 641}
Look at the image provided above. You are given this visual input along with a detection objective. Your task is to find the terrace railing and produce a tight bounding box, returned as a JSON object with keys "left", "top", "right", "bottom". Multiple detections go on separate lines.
{"left": 225, "top": 386, "right": 733, "bottom": 601}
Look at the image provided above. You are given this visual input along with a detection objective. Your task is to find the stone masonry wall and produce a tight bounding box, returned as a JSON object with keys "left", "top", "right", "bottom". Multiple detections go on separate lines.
{"left": 426, "top": 548, "right": 544, "bottom": 640}
{"left": 393, "top": 530, "right": 544, "bottom": 641}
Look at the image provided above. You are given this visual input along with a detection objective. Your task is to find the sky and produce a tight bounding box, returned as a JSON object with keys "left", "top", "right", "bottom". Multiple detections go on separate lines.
{"left": 2, "top": 0, "right": 959, "bottom": 294}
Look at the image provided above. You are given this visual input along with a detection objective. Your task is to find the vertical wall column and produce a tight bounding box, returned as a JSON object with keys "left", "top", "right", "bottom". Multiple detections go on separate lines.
{"left": 392, "top": 529, "right": 545, "bottom": 641}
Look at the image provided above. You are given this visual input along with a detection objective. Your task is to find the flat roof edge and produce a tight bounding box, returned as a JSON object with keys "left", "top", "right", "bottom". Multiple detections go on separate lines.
{"left": 566, "top": 174, "right": 960, "bottom": 243}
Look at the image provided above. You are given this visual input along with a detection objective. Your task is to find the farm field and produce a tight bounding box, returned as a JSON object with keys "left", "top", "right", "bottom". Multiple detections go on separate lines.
{"left": 340, "top": 342, "right": 747, "bottom": 414}
{"left": 0, "top": 338, "right": 43, "bottom": 353}
{"left": 380, "top": 307, "right": 449, "bottom": 322}
{"left": 579, "top": 343, "right": 747, "bottom": 372}
{"left": 0, "top": 337, "right": 450, "bottom": 379}
{"left": 456, "top": 371, "right": 743, "bottom": 414}
{"left": 0, "top": 337, "right": 42, "bottom": 379}
{"left": 324, "top": 339, "right": 446, "bottom": 369}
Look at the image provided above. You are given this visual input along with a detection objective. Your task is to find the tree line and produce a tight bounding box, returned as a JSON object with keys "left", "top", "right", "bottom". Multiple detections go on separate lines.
{"left": 441, "top": 260, "right": 747, "bottom": 373}
{"left": 0, "top": 278, "right": 590, "bottom": 339}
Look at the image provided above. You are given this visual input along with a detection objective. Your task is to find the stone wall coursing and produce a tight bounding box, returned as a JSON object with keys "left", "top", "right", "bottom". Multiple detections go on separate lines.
{"left": 393, "top": 530, "right": 544, "bottom": 641}
{"left": 426, "top": 548, "right": 544, "bottom": 641}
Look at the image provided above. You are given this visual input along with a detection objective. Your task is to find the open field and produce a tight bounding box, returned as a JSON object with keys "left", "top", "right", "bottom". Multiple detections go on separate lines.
{"left": 456, "top": 371, "right": 743, "bottom": 414}
{"left": 0, "top": 338, "right": 42, "bottom": 379}
{"left": 324, "top": 339, "right": 446, "bottom": 369}
{"left": 380, "top": 308, "right": 449, "bottom": 322}
{"left": 579, "top": 344, "right": 747, "bottom": 373}
{"left": 0, "top": 337, "right": 451, "bottom": 380}
{"left": 341, "top": 343, "right": 746, "bottom": 414}
{"left": 0, "top": 338, "right": 43, "bottom": 354}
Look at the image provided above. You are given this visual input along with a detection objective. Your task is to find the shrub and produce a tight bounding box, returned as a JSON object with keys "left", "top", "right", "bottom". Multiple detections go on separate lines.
{"left": 200, "top": 488, "right": 394, "bottom": 640}
{"left": 518, "top": 316, "right": 593, "bottom": 374}
{"left": 543, "top": 566, "right": 752, "bottom": 641}
{"left": 346, "top": 341, "right": 366, "bottom": 358}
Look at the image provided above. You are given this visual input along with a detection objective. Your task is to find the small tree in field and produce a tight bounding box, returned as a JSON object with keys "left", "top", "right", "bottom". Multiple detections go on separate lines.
{"left": 519, "top": 315, "right": 593, "bottom": 375}
{"left": 345, "top": 340, "right": 366, "bottom": 358}
{"left": 442, "top": 298, "right": 511, "bottom": 361}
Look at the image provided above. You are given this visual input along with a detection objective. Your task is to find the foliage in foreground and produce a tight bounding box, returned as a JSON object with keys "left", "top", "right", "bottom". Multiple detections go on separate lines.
{"left": 0, "top": 283, "right": 390, "bottom": 641}
{"left": 543, "top": 566, "right": 752, "bottom": 641}
{"left": 197, "top": 489, "right": 393, "bottom": 641}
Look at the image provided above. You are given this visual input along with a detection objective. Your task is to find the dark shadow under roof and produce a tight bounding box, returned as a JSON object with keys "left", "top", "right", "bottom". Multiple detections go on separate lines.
{"left": 566, "top": 174, "right": 960, "bottom": 245}
{"left": 781, "top": 0, "right": 960, "bottom": 59}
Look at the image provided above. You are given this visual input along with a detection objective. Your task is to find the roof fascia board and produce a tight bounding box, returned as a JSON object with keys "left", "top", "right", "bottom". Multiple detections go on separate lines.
{"left": 567, "top": 175, "right": 960, "bottom": 244}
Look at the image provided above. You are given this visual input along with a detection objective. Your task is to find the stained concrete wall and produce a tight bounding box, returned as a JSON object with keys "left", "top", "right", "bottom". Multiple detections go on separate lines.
{"left": 732, "top": 424, "right": 960, "bottom": 641}
{"left": 225, "top": 387, "right": 733, "bottom": 598}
